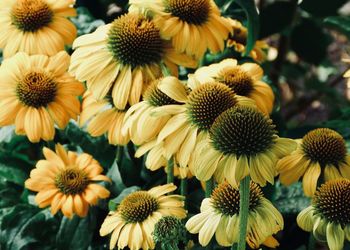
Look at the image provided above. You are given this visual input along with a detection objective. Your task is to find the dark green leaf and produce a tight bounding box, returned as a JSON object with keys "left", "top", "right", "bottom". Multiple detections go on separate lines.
{"left": 56, "top": 209, "right": 97, "bottom": 250}
{"left": 324, "top": 16, "right": 350, "bottom": 40}
{"left": 106, "top": 160, "right": 126, "bottom": 196}
{"left": 108, "top": 186, "right": 140, "bottom": 211}
{"left": 234, "top": 0, "right": 260, "bottom": 55}
{"left": 300, "top": 0, "right": 347, "bottom": 17}
{"left": 70, "top": 7, "right": 105, "bottom": 36}
{"left": 118, "top": 145, "right": 142, "bottom": 187}
{"left": 0, "top": 163, "right": 27, "bottom": 186}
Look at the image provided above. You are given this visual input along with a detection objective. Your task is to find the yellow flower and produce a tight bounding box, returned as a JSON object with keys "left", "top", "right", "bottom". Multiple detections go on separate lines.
{"left": 186, "top": 181, "right": 283, "bottom": 248}
{"left": 297, "top": 179, "right": 350, "bottom": 250}
{"left": 0, "top": 52, "right": 84, "bottom": 142}
{"left": 99, "top": 183, "right": 186, "bottom": 250}
{"left": 192, "top": 106, "right": 296, "bottom": 187}
{"left": 129, "top": 0, "right": 231, "bottom": 59}
{"left": 0, "top": 0, "right": 77, "bottom": 58}
{"left": 135, "top": 76, "right": 255, "bottom": 174}
{"left": 79, "top": 91, "right": 130, "bottom": 146}
{"left": 226, "top": 18, "right": 269, "bottom": 63}
{"left": 69, "top": 13, "right": 197, "bottom": 110}
{"left": 277, "top": 128, "right": 350, "bottom": 197}
{"left": 189, "top": 58, "right": 275, "bottom": 114}
{"left": 123, "top": 77, "right": 181, "bottom": 145}
{"left": 25, "top": 144, "right": 110, "bottom": 218}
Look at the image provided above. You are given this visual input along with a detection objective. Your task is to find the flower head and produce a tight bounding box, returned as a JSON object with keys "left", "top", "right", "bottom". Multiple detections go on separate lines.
{"left": 186, "top": 181, "right": 282, "bottom": 248}
{"left": 0, "top": 0, "right": 77, "bottom": 57}
{"left": 25, "top": 144, "right": 110, "bottom": 218}
{"left": 192, "top": 106, "right": 296, "bottom": 187}
{"left": 277, "top": 128, "right": 350, "bottom": 196}
{"left": 0, "top": 52, "right": 84, "bottom": 142}
{"left": 129, "top": 0, "right": 231, "bottom": 59}
{"left": 100, "top": 184, "right": 186, "bottom": 250}
{"left": 70, "top": 13, "right": 197, "bottom": 110}
{"left": 297, "top": 179, "right": 350, "bottom": 250}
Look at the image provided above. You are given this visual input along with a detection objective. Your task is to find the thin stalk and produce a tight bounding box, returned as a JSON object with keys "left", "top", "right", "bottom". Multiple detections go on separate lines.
{"left": 116, "top": 146, "right": 123, "bottom": 166}
{"left": 237, "top": 176, "right": 250, "bottom": 250}
{"left": 308, "top": 233, "right": 315, "bottom": 250}
{"left": 205, "top": 178, "right": 214, "bottom": 198}
{"left": 167, "top": 158, "right": 174, "bottom": 184}
{"left": 180, "top": 178, "right": 188, "bottom": 209}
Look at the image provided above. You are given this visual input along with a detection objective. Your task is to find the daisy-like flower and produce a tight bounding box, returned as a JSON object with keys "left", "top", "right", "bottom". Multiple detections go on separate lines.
{"left": 129, "top": 0, "right": 231, "bottom": 59}
{"left": 0, "top": 0, "right": 77, "bottom": 58}
{"left": 0, "top": 52, "right": 84, "bottom": 143}
{"left": 277, "top": 128, "right": 350, "bottom": 197}
{"left": 192, "top": 106, "right": 296, "bottom": 187}
{"left": 123, "top": 77, "right": 182, "bottom": 145}
{"left": 135, "top": 77, "right": 255, "bottom": 172}
{"left": 69, "top": 13, "right": 197, "bottom": 110}
{"left": 226, "top": 18, "right": 269, "bottom": 63}
{"left": 297, "top": 179, "right": 350, "bottom": 250}
{"left": 79, "top": 91, "right": 130, "bottom": 146}
{"left": 99, "top": 183, "right": 186, "bottom": 250}
{"left": 186, "top": 181, "right": 283, "bottom": 248}
{"left": 25, "top": 144, "right": 110, "bottom": 218}
{"left": 189, "top": 58, "right": 275, "bottom": 114}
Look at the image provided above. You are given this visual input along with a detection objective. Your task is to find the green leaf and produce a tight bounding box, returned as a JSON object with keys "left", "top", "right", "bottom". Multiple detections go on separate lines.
{"left": 324, "top": 16, "right": 350, "bottom": 40}
{"left": 234, "top": 0, "right": 260, "bottom": 55}
{"left": 56, "top": 209, "right": 97, "bottom": 250}
{"left": 0, "top": 163, "right": 27, "bottom": 186}
{"left": 106, "top": 160, "right": 126, "bottom": 196}
{"left": 300, "top": 0, "right": 347, "bottom": 17}
{"left": 108, "top": 186, "right": 140, "bottom": 211}
{"left": 70, "top": 7, "right": 105, "bottom": 36}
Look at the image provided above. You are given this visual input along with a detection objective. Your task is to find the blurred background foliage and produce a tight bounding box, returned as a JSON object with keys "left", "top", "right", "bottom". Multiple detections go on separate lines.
{"left": 0, "top": 0, "right": 350, "bottom": 249}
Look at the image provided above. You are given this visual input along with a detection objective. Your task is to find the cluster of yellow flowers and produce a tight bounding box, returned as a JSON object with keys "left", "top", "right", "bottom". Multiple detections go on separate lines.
{"left": 1, "top": 0, "right": 350, "bottom": 250}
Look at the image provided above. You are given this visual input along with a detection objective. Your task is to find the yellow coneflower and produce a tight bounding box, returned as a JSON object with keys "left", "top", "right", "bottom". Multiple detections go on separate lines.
{"left": 129, "top": 0, "right": 231, "bottom": 59}
{"left": 226, "top": 18, "right": 269, "bottom": 63}
{"left": 135, "top": 76, "right": 256, "bottom": 173}
{"left": 297, "top": 179, "right": 350, "bottom": 250}
{"left": 0, "top": 52, "right": 84, "bottom": 143}
{"left": 0, "top": 0, "right": 77, "bottom": 58}
{"left": 25, "top": 144, "right": 110, "bottom": 218}
{"left": 79, "top": 91, "right": 130, "bottom": 146}
{"left": 99, "top": 183, "right": 186, "bottom": 250}
{"left": 186, "top": 181, "right": 282, "bottom": 248}
{"left": 123, "top": 77, "right": 182, "bottom": 145}
{"left": 69, "top": 13, "right": 197, "bottom": 110}
{"left": 189, "top": 58, "right": 275, "bottom": 114}
{"left": 277, "top": 128, "right": 350, "bottom": 197}
{"left": 192, "top": 106, "right": 296, "bottom": 187}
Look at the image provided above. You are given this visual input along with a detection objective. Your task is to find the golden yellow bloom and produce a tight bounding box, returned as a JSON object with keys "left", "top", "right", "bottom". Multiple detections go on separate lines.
{"left": 135, "top": 77, "right": 255, "bottom": 174}
{"left": 129, "top": 0, "right": 231, "bottom": 59}
{"left": 100, "top": 183, "right": 186, "bottom": 250}
{"left": 297, "top": 179, "right": 350, "bottom": 250}
{"left": 70, "top": 13, "right": 197, "bottom": 110}
{"left": 79, "top": 91, "right": 130, "bottom": 146}
{"left": 226, "top": 18, "right": 269, "bottom": 63}
{"left": 0, "top": 0, "right": 76, "bottom": 58}
{"left": 277, "top": 128, "right": 350, "bottom": 197}
{"left": 123, "top": 77, "right": 181, "bottom": 145}
{"left": 0, "top": 52, "right": 84, "bottom": 142}
{"left": 189, "top": 58, "right": 275, "bottom": 114}
{"left": 192, "top": 106, "right": 296, "bottom": 187}
{"left": 25, "top": 144, "right": 110, "bottom": 218}
{"left": 186, "top": 181, "right": 283, "bottom": 248}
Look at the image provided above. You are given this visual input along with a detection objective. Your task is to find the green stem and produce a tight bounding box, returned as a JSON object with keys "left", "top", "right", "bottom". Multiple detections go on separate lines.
{"left": 205, "top": 178, "right": 214, "bottom": 198}
{"left": 167, "top": 158, "right": 174, "bottom": 184}
{"left": 308, "top": 233, "right": 315, "bottom": 250}
{"left": 180, "top": 178, "right": 188, "bottom": 209}
{"left": 116, "top": 146, "right": 123, "bottom": 166}
{"left": 231, "top": 243, "right": 237, "bottom": 250}
{"left": 237, "top": 176, "right": 250, "bottom": 250}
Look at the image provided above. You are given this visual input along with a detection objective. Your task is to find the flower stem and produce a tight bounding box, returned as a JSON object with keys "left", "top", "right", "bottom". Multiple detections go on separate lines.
{"left": 116, "top": 146, "right": 123, "bottom": 166}
{"left": 308, "top": 233, "right": 315, "bottom": 250}
{"left": 237, "top": 176, "right": 250, "bottom": 250}
{"left": 180, "top": 178, "right": 188, "bottom": 209}
{"left": 205, "top": 178, "right": 214, "bottom": 198}
{"left": 167, "top": 158, "right": 174, "bottom": 184}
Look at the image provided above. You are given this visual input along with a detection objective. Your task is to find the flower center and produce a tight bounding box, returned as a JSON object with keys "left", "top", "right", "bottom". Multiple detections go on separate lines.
{"left": 210, "top": 106, "right": 277, "bottom": 156}
{"left": 186, "top": 82, "right": 237, "bottom": 131}
{"left": 11, "top": 0, "right": 53, "bottom": 32}
{"left": 107, "top": 14, "right": 164, "bottom": 68}
{"left": 153, "top": 216, "right": 186, "bottom": 245}
{"left": 216, "top": 68, "right": 254, "bottom": 96}
{"left": 230, "top": 25, "right": 247, "bottom": 45}
{"left": 211, "top": 182, "right": 262, "bottom": 216}
{"left": 164, "top": 0, "right": 210, "bottom": 25}
{"left": 143, "top": 79, "right": 181, "bottom": 107}
{"left": 302, "top": 128, "right": 346, "bottom": 166}
{"left": 313, "top": 179, "right": 350, "bottom": 226}
{"left": 55, "top": 168, "right": 90, "bottom": 195}
{"left": 16, "top": 71, "right": 57, "bottom": 108}
{"left": 118, "top": 191, "right": 159, "bottom": 223}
